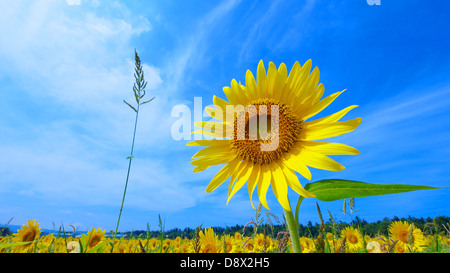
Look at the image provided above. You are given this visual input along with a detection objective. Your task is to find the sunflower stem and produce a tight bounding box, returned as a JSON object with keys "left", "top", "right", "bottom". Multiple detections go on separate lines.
{"left": 284, "top": 208, "right": 302, "bottom": 253}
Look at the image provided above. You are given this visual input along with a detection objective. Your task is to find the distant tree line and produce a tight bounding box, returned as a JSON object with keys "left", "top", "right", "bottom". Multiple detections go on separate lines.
{"left": 124, "top": 215, "right": 450, "bottom": 239}
{"left": 2, "top": 215, "right": 448, "bottom": 238}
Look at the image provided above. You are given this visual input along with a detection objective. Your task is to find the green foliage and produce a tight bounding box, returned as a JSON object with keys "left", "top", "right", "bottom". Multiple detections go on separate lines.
{"left": 123, "top": 215, "right": 450, "bottom": 240}
{"left": 304, "top": 179, "right": 443, "bottom": 202}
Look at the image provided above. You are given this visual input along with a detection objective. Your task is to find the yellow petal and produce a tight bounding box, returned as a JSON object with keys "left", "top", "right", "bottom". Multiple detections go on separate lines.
{"left": 245, "top": 69, "right": 258, "bottom": 100}
{"left": 298, "top": 90, "right": 345, "bottom": 121}
{"left": 273, "top": 63, "right": 288, "bottom": 101}
{"left": 213, "top": 95, "right": 230, "bottom": 111}
{"left": 187, "top": 139, "right": 231, "bottom": 147}
{"left": 192, "top": 145, "right": 233, "bottom": 159}
{"left": 292, "top": 145, "right": 345, "bottom": 171}
{"left": 205, "top": 106, "right": 224, "bottom": 121}
{"left": 227, "top": 159, "right": 248, "bottom": 195}
{"left": 296, "top": 66, "right": 320, "bottom": 107}
{"left": 247, "top": 163, "right": 261, "bottom": 209}
{"left": 256, "top": 60, "right": 267, "bottom": 97}
{"left": 282, "top": 61, "right": 301, "bottom": 103}
{"left": 266, "top": 62, "right": 278, "bottom": 98}
{"left": 302, "top": 105, "right": 359, "bottom": 127}
{"left": 311, "top": 83, "right": 325, "bottom": 105}
{"left": 280, "top": 162, "right": 316, "bottom": 198}
{"left": 257, "top": 164, "right": 272, "bottom": 210}
{"left": 190, "top": 129, "right": 226, "bottom": 139}
{"left": 223, "top": 85, "right": 239, "bottom": 105}
{"left": 227, "top": 161, "right": 253, "bottom": 205}
{"left": 300, "top": 142, "right": 360, "bottom": 155}
{"left": 300, "top": 118, "right": 362, "bottom": 141}
{"left": 282, "top": 151, "right": 312, "bottom": 181}
{"left": 190, "top": 152, "right": 236, "bottom": 169}
{"left": 270, "top": 163, "right": 291, "bottom": 211}
{"left": 291, "top": 59, "right": 312, "bottom": 100}
{"left": 230, "top": 79, "right": 250, "bottom": 106}
{"left": 206, "top": 157, "right": 241, "bottom": 192}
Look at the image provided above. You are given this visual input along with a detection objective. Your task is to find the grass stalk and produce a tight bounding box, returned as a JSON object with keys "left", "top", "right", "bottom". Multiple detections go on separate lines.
{"left": 111, "top": 49, "right": 154, "bottom": 252}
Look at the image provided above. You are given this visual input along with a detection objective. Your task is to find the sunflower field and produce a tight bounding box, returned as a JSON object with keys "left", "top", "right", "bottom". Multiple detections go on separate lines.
{"left": 2, "top": 216, "right": 450, "bottom": 254}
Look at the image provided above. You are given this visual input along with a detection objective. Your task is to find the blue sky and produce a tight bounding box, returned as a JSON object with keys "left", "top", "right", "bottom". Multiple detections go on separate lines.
{"left": 1, "top": 0, "right": 449, "bottom": 232}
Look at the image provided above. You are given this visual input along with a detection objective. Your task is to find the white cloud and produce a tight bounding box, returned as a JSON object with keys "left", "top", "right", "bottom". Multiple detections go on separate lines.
{"left": 0, "top": 0, "right": 248, "bottom": 228}
{"left": 67, "top": 0, "right": 81, "bottom": 6}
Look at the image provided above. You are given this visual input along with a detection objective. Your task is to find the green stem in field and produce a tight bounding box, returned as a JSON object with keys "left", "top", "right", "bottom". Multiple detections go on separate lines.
{"left": 111, "top": 49, "right": 153, "bottom": 253}
{"left": 284, "top": 208, "right": 302, "bottom": 253}
{"left": 112, "top": 103, "right": 140, "bottom": 250}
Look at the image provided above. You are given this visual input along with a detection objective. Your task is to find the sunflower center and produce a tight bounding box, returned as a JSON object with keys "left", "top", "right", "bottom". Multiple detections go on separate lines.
{"left": 22, "top": 230, "right": 36, "bottom": 242}
{"left": 399, "top": 231, "right": 409, "bottom": 243}
{"left": 89, "top": 236, "right": 101, "bottom": 248}
{"left": 232, "top": 99, "right": 300, "bottom": 165}
{"left": 347, "top": 234, "right": 358, "bottom": 244}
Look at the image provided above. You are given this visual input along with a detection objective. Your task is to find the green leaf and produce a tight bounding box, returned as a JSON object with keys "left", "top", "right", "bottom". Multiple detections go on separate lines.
{"left": 140, "top": 96, "right": 155, "bottom": 105}
{"left": 123, "top": 100, "right": 137, "bottom": 113}
{"left": 0, "top": 241, "right": 33, "bottom": 249}
{"left": 87, "top": 241, "right": 109, "bottom": 253}
{"left": 304, "top": 179, "right": 443, "bottom": 202}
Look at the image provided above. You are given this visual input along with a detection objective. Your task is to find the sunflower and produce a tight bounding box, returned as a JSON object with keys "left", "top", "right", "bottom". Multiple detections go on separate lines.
{"left": 254, "top": 233, "right": 267, "bottom": 252}
{"left": 299, "top": 236, "right": 316, "bottom": 253}
{"left": 199, "top": 227, "right": 221, "bottom": 253}
{"left": 12, "top": 219, "right": 41, "bottom": 253}
{"left": 188, "top": 60, "right": 361, "bottom": 211}
{"left": 341, "top": 226, "right": 364, "bottom": 252}
{"left": 388, "top": 221, "right": 427, "bottom": 252}
{"left": 223, "top": 234, "right": 237, "bottom": 253}
{"left": 84, "top": 227, "right": 106, "bottom": 251}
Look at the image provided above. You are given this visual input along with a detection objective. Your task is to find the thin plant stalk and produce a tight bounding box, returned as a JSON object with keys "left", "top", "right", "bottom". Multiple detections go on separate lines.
{"left": 111, "top": 49, "right": 154, "bottom": 252}
{"left": 112, "top": 103, "right": 140, "bottom": 249}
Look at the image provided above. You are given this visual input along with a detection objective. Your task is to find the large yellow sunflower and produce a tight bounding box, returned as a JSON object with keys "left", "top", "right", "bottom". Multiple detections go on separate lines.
{"left": 12, "top": 219, "right": 41, "bottom": 253}
{"left": 188, "top": 60, "right": 361, "bottom": 211}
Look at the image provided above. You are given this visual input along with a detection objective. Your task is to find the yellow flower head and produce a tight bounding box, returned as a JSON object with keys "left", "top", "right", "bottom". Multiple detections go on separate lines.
{"left": 388, "top": 221, "right": 427, "bottom": 252}
{"left": 340, "top": 226, "right": 364, "bottom": 252}
{"left": 85, "top": 227, "right": 106, "bottom": 251}
{"left": 12, "top": 219, "right": 41, "bottom": 252}
{"left": 189, "top": 60, "right": 361, "bottom": 211}
{"left": 199, "top": 227, "right": 220, "bottom": 253}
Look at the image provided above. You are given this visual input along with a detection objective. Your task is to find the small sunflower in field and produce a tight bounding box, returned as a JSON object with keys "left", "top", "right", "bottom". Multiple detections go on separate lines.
{"left": 38, "top": 233, "right": 54, "bottom": 248}
{"left": 223, "top": 234, "right": 238, "bottom": 253}
{"left": 233, "top": 231, "right": 243, "bottom": 242}
{"left": 253, "top": 233, "right": 267, "bottom": 252}
{"left": 389, "top": 221, "right": 427, "bottom": 252}
{"left": 188, "top": 60, "right": 361, "bottom": 211}
{"left": 84, "top": 227, "right": 106, "bottom": 251}
{"left": 442, "top": 236, "right": 450, "bottom": 247}
{"left": 199, "top": 227, "right": 221, "bottom": 253}
{"left": 299, "top": 236, "right": 315, "bottom": 253}
{"left": 147, "top": 237, "right": 158, "bottom": 251}
{"left": 340, "top": 226, "right": 364, "bottom": 252}
{"left": 12, "top": 220, "right": 41, "bottom": 253}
